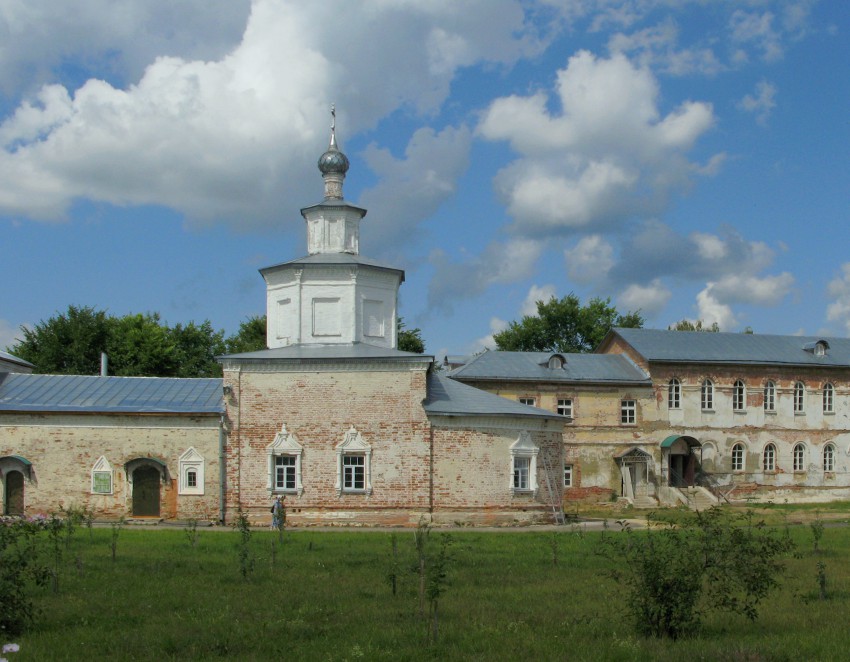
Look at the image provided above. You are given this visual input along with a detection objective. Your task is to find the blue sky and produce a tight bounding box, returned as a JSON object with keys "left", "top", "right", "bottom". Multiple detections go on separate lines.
{"left": 2, "top": 0, "right": 848, "bottom": 359}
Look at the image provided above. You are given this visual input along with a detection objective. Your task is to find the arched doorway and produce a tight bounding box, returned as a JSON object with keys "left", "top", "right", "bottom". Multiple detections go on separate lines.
{"left": 661, "top": 435, "right": 702, "bottom": 487}
{"left": 4, "top": 470, "right": 24, "bottom": 516}
{"left": 132, "top": 466, "right": 162, "bottom": 517}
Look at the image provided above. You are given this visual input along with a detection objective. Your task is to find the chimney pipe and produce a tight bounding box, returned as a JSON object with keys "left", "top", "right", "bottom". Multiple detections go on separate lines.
{"left": 100, "top": 352, "right": 108, "bottom": 377}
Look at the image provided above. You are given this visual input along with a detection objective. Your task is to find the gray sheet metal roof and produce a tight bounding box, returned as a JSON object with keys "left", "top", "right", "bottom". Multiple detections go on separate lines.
{"left": 424, "top": 373, "right": 562, "bottom": 419}
{"left": 0, "top": 351, "right": 33, "bottom": 369}
{"left": 448, "top": 350, "right": 650, "bottom": 384}
{"left": 0, "top": 374, "right": 224, "bottom": 414}
{"left": 611, "top": 328, "right": 850, "bottom": 367}
{"left": 220, "top": 343, "right": 430, "bottom": 362}
{"left": 259, "top": 252, "right": 405, "bottom": 280}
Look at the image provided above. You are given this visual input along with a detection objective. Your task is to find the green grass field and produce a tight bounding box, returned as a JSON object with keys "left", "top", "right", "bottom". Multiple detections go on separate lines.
{"left": 10, "top": 516, "right": 850, "bottom": 661}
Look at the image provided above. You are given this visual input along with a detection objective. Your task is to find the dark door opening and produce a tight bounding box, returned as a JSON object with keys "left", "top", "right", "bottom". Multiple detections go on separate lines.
{"left": 132, "top": 466, "right": 161, "bottom": 517}
{"left": 4, "top": 470, "right": 24, "bottom": 516}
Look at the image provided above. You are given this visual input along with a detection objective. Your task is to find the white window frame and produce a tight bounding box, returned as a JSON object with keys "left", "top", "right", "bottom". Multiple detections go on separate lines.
{"left": 762, "top": 443, "right": 776, "bottom": 472}
{"left": 563, "top": 463, "right": 573, "bottom": 488}
{"left": 793, "top": 443, "right": 806, "bottom": 472}
{"left": 518, "top": 397, "right": 536, "bottom": 407}
{"left": 823, "top": 443, "right": 835, "bottom": 473}
{"left": 731, "top": 443, "right": 745, "bottom": 472}
{"left": 701, "top": 379, "right": 714, "bottom": 411}
{"left": 178, "top": 447, "right": 205, "bottom": 496}
{"left": 267, "top": 424, "right": 304, "bottom": 496}
{"left": 509, "top": 432, "right": 539, "bottom": 494}
{"left": 620, "top": 399, "right": 636, "bottom": 425}
{"left": 335, "top": 426, "right": 372, "bottom": 495}
{"left": 91, "top": 456, "right": 113, "bottom": 495}
{"left": 764, "top": 381, "right": 776, "bottom": 412}
{"left": 733, "top": 380, "right": 746, "bottom": 412}
{"left": 823, "top": 383, "right": 835, "bottom": 414}
{"left": 794, "top": 381, "right": 806, "bottom": 414}
{"left": 557, "top": 398, "right": 573, "bottom": 419}
{"left": 668, "top": 379, "right": 681, "bottom": 410}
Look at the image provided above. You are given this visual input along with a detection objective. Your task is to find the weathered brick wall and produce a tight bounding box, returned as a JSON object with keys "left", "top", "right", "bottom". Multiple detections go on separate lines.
{"left": 0, "top": 413, "right": 221, "bottom": 519}
{"left": 222, "top": 364, "right": 432, "bottom": 526}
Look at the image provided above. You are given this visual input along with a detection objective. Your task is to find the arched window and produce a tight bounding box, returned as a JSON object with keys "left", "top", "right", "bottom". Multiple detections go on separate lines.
{"left": 823, "top": 443, "right": 835, "bottom": 473}
{"left": 794, "top": 381, "right": 806, "bottom": 414}
{"left": 733, "top": 380, "right": 746, "bottom": 411}
{"left": 762, "top": 443, "right": 776, "bottom": 472}
{"left": 668, "top": 379, "right": 681, "bottom": 410}
{"left": 701, "top": 379, "right": 714, "bottom": 410}
{"left": 764, "top": 381, "right": 776, "bottom": 412}
{"left": 731, "top": 443, "right": 745, "bottom": 472}
{"left": 793, "top": 443, "right": 806, "bottom": 472}
{"left": 823, "top": 383, "right": 835, "bottom": 413}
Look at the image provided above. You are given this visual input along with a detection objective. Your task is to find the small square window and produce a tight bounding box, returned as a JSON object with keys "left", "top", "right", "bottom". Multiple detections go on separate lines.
{"left": 621, "top": 400, "right": 636, "bottom": 425}
{"left": 557, "top": 398, "right": 573, "bottom": 419}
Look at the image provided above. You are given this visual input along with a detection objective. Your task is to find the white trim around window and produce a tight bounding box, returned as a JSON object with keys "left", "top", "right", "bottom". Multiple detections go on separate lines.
{"left": 267, "top": 423, "right": 304, "bottom": 496}
{"left": 335, "top": 426, "right": 372, "bottom": 494}
{"left": 178, "top": 447, "right": 205, "bottom": 496}
{"left": 91, "top": 456, "right": 113, "bottom": 495}
{"left": 510, "top": 431, "right": 539, "bottom": 494}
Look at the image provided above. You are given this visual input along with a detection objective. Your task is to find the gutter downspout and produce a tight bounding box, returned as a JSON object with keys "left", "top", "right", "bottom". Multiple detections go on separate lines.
{"left": 218, "top": 414, "right": 226, "bottom": 525}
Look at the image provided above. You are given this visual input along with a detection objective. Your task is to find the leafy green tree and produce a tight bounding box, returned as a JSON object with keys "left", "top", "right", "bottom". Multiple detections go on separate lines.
{"left": 493, "top": 294, "right": 643, "bottom": 353}
{"left": 603, "top": 507, "right": 794, "bottom": 639}
{"left": 224, "top": 315, "right": 267, "bottom": 354}
{"left": 398, "top": 318, "right": 425, "bottom": 354}
{"left": 106, "top": 312, "right": 178, "bottom": 377}
{"left": 8, "top": 305, "right": 110, "bottom": 374}
{"left": 170, "top": 320, "right": 226, "bottom": 377}
{"left": 668, "top": 319, "right": 721, "bottom": 332}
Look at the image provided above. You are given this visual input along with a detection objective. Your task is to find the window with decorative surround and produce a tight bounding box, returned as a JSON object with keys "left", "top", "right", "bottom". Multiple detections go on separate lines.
{"left": 794, "top": 381, "right": 806, "bottom": 414}
{"left": 620, "top": 400, "right": 636, "bottom": 425}
{"left": 793, "top": 443, "right": 806, "bottom": 472}
{"left": 764, "top": 381, "right": 776, "bottom": 412}
{"left": 701, "top": 379, "right": 714, "bottom": 410}
{"left": 267, "top": 424, "right": 304, "bottom": 495}
{"left": 823, "top": 383, "right": 835, "bottom": 414}
{"left": 762, "top": 443, "right": 776, "bottom": 472}
{"left": 91, "top": 456, "right": 113, "bottom": 495}
{"left": 510, "top": 432, "right": 539, "bottom": 494}
{"left": 823, "top": 443, "right": 835, "bottom": 473}
{"left": 733, "top": 380, "right": 746, "bottom": 411}
{"left": 178, "top": 448, "right": 205, "bottom": 496}
{"left": 335, "top": 426, "right": 372, "bottom": 494}
{"left": 563, "top": 464, "right": 573, "bottom": 488}
{"left": 731, "top": 443, "right": 745, "bottom": 472}
{"left": 668, "top": 379, "right": 681, "bottom": 409}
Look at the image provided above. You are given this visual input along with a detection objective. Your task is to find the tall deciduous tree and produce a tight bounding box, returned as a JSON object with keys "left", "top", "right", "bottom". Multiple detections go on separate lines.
{"left": 224, "top": 315, "right": 267, "bottom": 354}
{"left": 493, "top": 294, "right": 644, "bottom": 353}
{"left": 398, "top": 318, "right": 425, "bottom": 354}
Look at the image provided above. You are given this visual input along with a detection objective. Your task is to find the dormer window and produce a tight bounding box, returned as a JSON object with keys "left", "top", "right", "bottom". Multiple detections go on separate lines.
{"left": 803, "top": 340, "right": 830, "bottom": 356}
{"left": 547, "top": 354, "right": 566, "bottom": 370}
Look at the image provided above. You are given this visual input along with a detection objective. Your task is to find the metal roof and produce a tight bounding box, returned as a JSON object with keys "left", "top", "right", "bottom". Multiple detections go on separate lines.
{"left": 220, "top": 343, "right": 430, "bottom": 362}
{"left": 0, "top": 350, "right": 33, "bottom": 369}
{"left": 259, "top": 252, "right": 404, "bottom": 280}
{"left": 0, "top": 374, "right": 224, "bottom": 414}
{"left": 611, "top": 328, "right": 850, "bottom": 368}
{"left": 448, "top": 350, "right": 650, "bottom": 385}
{"left": 424, "top": 373, "right": 563, "bottom": 420}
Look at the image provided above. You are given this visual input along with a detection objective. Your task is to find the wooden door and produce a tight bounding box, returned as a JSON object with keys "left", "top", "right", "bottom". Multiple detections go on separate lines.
{"left": 132, "top": 466, "right": 161, "bottom": 517}
{"left": 4, "top": 470, "right": 24, "bottom": 516}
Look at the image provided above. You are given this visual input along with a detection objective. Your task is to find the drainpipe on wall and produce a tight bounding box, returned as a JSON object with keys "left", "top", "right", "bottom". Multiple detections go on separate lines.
{"left": 218, "top": 414, "right": 226, "bottom": 525}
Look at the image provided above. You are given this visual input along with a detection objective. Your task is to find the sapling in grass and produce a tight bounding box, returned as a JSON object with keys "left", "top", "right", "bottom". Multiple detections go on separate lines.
{"left": 426, "top": 534, "right": 452, "bottom": 644}
{"left": 110, "top": 517, "right": 125, "bottom": 563}
{"left": 185, "top": 518, "right": 199, "bottom": 549}
{"left": 817, "top": 561, "right": 828, "bottom": 600}
{"left": 387, "top": 533, "right": 400, "bottom": 596}
{"left": 810, "top": 513, "right": 824, "bottom": 554}
{"left": 550, "top": 532, "right": 560, "bottom": 566}
{"left": 413, "top": 516, "right": 431, "bottom": 617}
{"left": 234, "top": 511, "right": 254, "bottom": 580}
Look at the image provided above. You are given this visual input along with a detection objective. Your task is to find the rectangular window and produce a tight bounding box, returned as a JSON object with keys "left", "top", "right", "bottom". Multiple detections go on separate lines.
{"left": 186, "top": 470, "right": 197, "bottom": 488}
{"left": 557, "top": 398, "right": 573, "bottom": 419}
{"left": 343, "top": 455, "right": 366, "bottom": 491}
{"left": 563, "top": 464, "right": 573, "bottom": 488}
{"left": 275, "top": 455, "right": 297, "bottom": 491}
{"left": 518, "top": 397, "right": 536, "bottom": 406}
{"left": 92, "top": 471, "right": 112, "bottom": 494}
{"left": 513, "top": 456, "right": 530, "bottom": 490}
{"left": 620, "top": 400, "right": 636, "bottom": 425}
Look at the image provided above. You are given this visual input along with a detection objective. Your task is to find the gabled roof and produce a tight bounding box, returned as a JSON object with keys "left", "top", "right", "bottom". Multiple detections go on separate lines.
{"left": 259, "top": 252, "right": 405, "bottom": 280}
{"left": 608, "top": 328, "right": 850, "bottom": 368}
{"left": 448, "top": 350, "right": 650, "bottom": 385}
{"left": 424, "top": 373, "right": 562, "bottom": 419}
{"left": 0, "top": 374, "right": 224, "bottom": 414}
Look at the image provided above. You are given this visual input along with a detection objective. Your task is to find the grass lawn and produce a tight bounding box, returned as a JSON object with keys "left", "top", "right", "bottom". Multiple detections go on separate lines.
{"left": 10, "top": 515, "right": 850, "bottom": 661}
